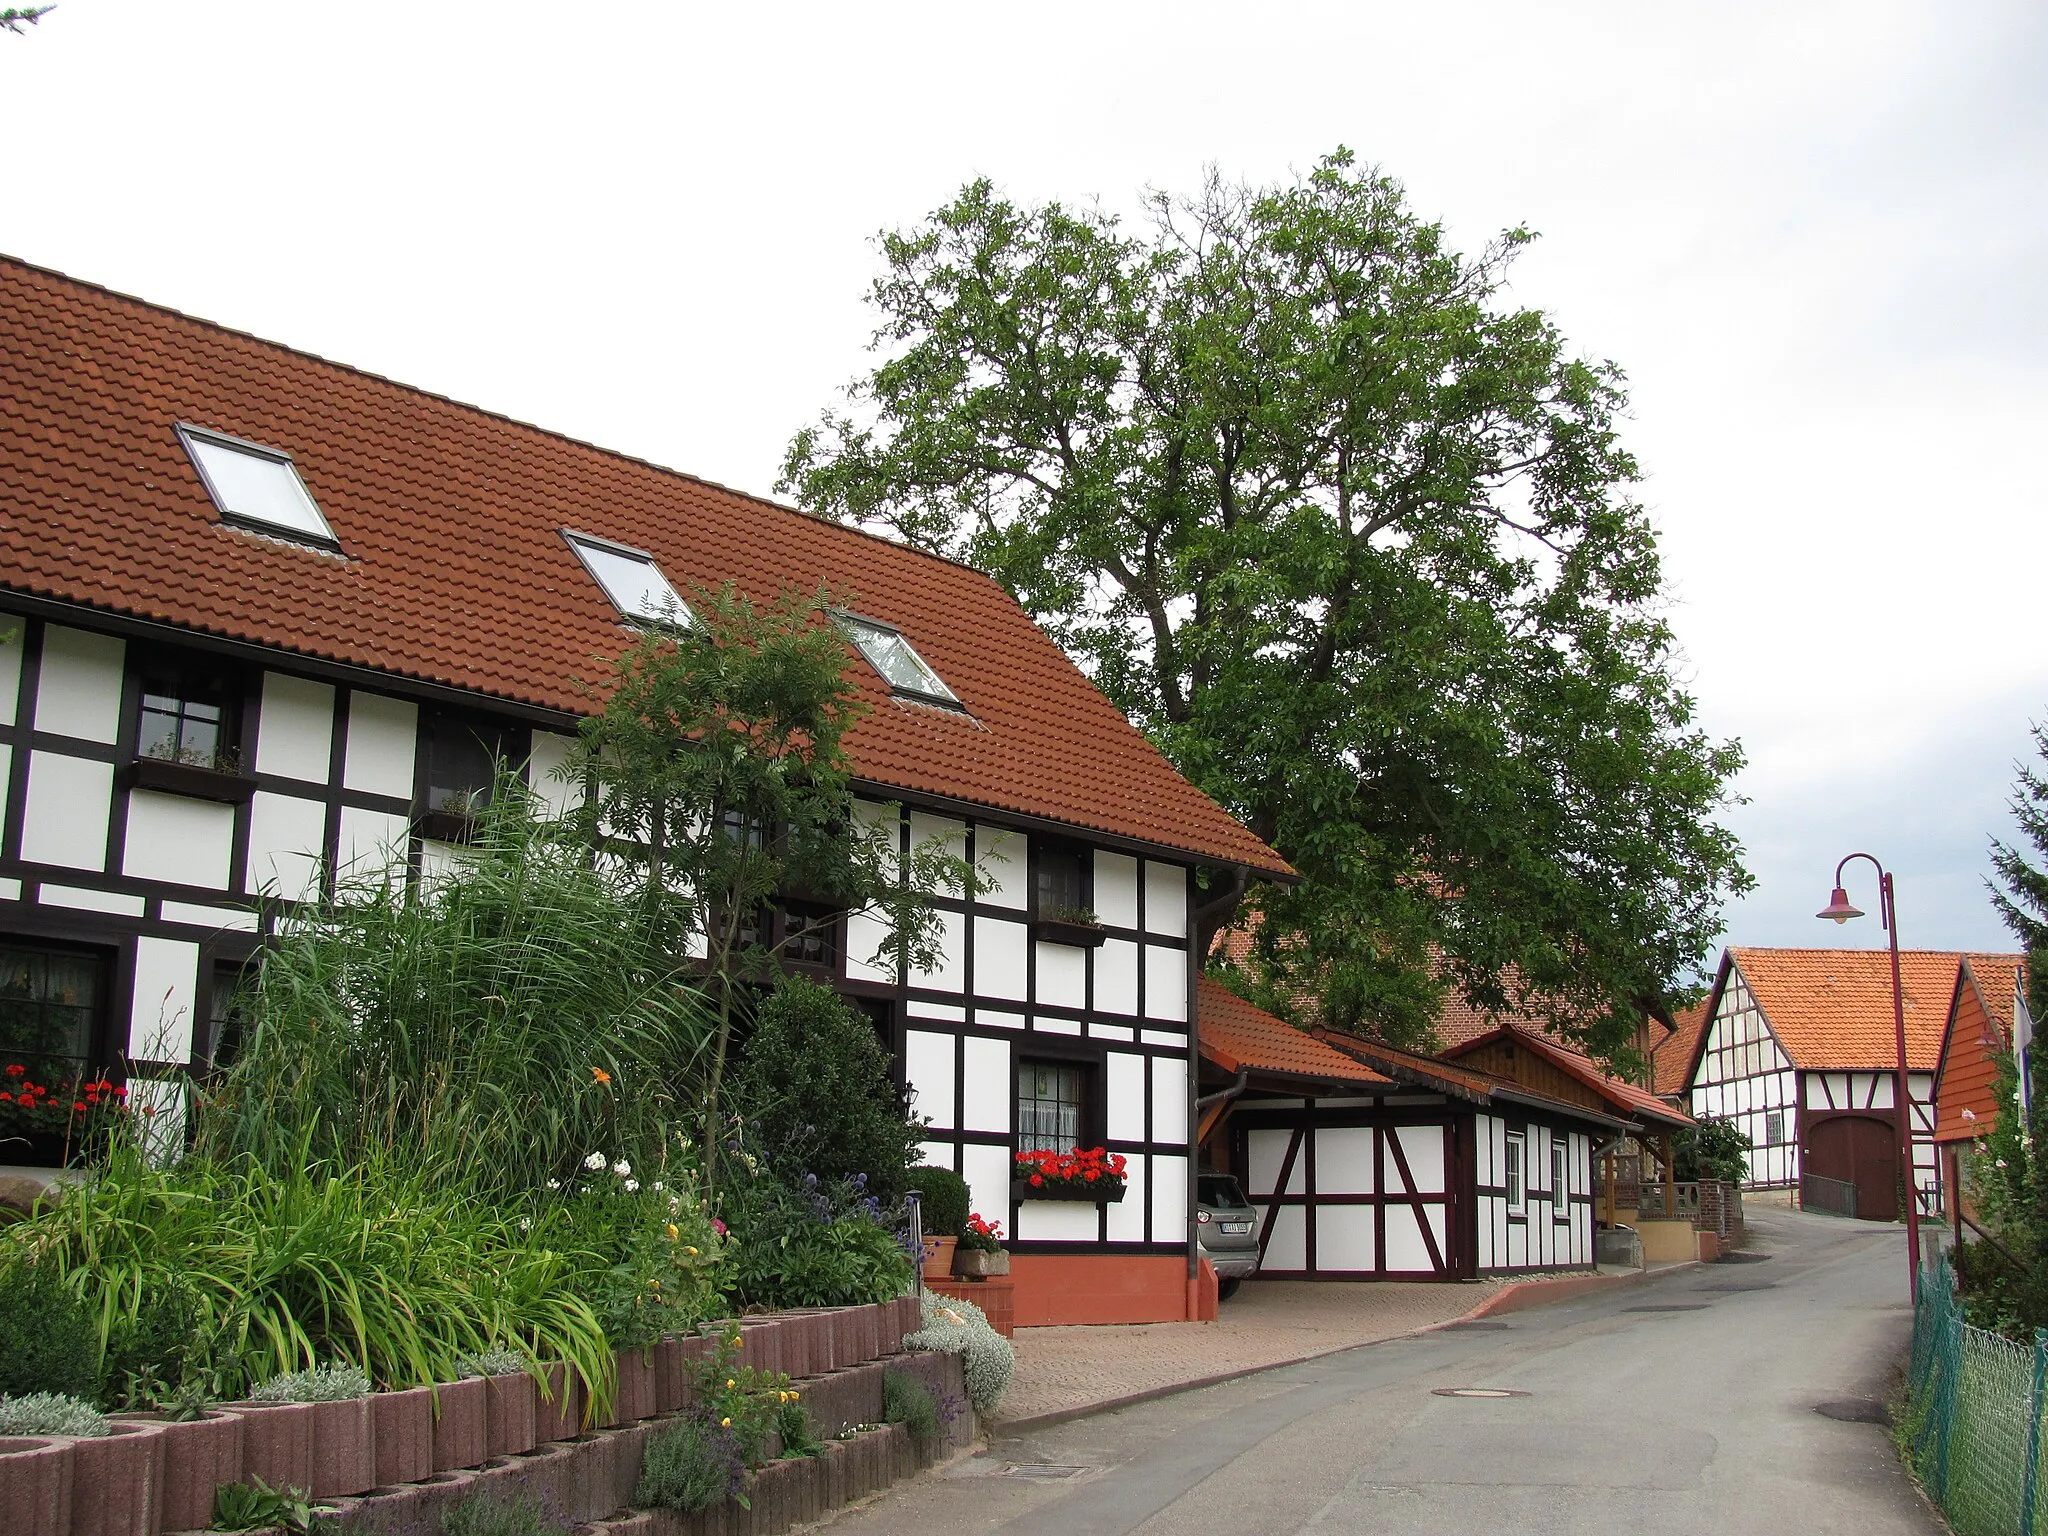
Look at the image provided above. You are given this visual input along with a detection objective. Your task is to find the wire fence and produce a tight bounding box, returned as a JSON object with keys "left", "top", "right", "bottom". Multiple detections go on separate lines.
{"left": 1906, "top": 1253, "right": 2048, "bottom": 1535}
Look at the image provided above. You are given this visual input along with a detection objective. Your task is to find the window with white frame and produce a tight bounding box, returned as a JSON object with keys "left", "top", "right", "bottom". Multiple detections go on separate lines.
{"left": 1504, "top": 1131, "right": 1525, "bottom": 1214}
{"left": 563, "top": 531, "right": 689, "bottom": 625}
{"left": 1551, "top": 1142, "right": 1570, "bottom": 1221}
{"left": 836, "top": 613, "right": 960, "bottom": 706}
{"left": 178, "top": 425, "right": 338, "bottom": 547}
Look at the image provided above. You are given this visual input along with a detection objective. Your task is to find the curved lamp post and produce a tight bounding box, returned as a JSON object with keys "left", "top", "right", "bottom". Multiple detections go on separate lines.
{"left": 1816, "top": 853, "right": 1920, "bottom": 1298}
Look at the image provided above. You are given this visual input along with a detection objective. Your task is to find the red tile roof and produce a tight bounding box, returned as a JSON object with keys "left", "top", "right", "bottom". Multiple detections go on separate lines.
{"left": 1652, "top": 1000, "right": 1711, "bottom": 1097}
{"left": 1440, "top": 1023, "right": 1692, "bottom": 1128}
{"left": 1728, "top": 947, "right": 2021, "bottom": 1073}
{"left": 0, "top": 257, "right": 1290, "bottom": 876}
{"left": 1198, "top": 978, "right": 1392, "bottom": 1087}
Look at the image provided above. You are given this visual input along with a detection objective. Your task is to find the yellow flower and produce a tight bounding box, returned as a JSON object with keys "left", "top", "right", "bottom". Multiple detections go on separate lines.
{"left": 789, "top": 1390, "right": 799, "bottom": 1401}
{"left": 726, "top": 1378, "right": 736, "bottom": 1389}
{"left": 684, "top": 1246, "right": 699, "bottom": 1257}
{"left": 721, "top": 1417, "right": 732, "bottom": 1428}
{"left": 666, "top": 1224, "right": 680, "bottom": 1241}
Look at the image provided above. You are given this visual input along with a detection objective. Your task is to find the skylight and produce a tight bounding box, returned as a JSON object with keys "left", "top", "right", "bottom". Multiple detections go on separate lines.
{"left": 838, "top": 613, "right": 960, "bottom": 705}
{"left": 563, "top": 532, "right": 689, "bottom": 624}
{"left": 177, "top": 425, "right": 337, "bottom": 546}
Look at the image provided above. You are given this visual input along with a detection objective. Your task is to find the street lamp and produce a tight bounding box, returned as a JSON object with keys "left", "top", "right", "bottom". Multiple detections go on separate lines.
{"left": 1816, "top": 853, "right": 1920, "bottom": 1299}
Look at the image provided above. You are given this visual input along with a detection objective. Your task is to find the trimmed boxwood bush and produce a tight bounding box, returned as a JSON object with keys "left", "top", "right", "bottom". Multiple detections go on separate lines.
{"left": 0, "top": 1261, "right": 100, "bottom": 1402}
{"left": 904, "top": 1166, "right": 970, "bottom": 1238}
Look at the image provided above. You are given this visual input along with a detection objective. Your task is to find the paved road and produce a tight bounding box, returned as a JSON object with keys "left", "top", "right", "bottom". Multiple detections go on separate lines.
{"left": 828, "top": 1207, "right": 1941, "bottom": 1535}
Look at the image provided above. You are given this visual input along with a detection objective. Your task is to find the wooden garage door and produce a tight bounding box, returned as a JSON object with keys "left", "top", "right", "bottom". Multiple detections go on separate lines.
{"left": 1807, "top": 1115, "right": 1898, "bottom": 1222}
{"left": 1240, "top": 1120, "right": 1458, "bottom": 1278}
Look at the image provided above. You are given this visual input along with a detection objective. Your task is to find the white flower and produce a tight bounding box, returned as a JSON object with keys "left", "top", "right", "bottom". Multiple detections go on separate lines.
{"left": 612, "top": 1159, "right": 632, "bottom": 1178}
{"left": 624, "top": 1178, "right": 640, "bottom": 1193}
{"left": 1998, "top": 1158, "right": 2010, "bottom": 1168}
{"left": 651, "top": 1181, "right": 664, "bottom": 1192}
{"left": 584, "top": 1152, "right": 606, "bottom": 1172}
{"left": 1962, "top": 1108, "right": 1978, "bottom": 1122}
{"left": 518, "top": 1216, "right": 532, "bottom": 1231}
{"left": 545, "top": 1178, "right": 561, "bottom": 1191}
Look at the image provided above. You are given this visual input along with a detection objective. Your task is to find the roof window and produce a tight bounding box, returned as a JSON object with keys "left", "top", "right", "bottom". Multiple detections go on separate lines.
{"left": 563, "top": 531, "right": 689, "bottom": 625}
{"left": 177, "top": 425, "right": 337, "bottom": 547}
{"left": 837, "top": 613, "right": 960, "bottom": 705}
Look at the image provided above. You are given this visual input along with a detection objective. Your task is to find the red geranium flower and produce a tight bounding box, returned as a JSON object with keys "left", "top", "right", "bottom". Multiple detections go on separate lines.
{"left": 1029, "top": 1174, "right": 1043, "bottom": 1186}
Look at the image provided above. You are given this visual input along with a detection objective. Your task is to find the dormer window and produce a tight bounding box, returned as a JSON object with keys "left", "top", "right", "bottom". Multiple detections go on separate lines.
{"left": 177, "top": 425, "right": 338, "bottom": 548}
{"left": 564, "top": 531, "right": 688, "bottom": 625}
{"left": 837, "top": 613, "right": 959, "bottom": 706}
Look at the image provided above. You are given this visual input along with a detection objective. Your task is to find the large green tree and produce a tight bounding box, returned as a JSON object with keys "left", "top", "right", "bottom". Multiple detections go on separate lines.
{"left": 781, "top": 150, "right": 1749, "bottom": 1057}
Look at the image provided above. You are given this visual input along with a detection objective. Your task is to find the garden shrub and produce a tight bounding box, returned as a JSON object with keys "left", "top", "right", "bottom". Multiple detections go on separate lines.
{"left": 249, "top": 1363, "right": 371, "bottom": 1402}
{"left": 881, "top": 1367, "right": 939, "bottom": 1444}
{"left": 905, "top": 1290, "right": 1013, "bottom": 1416}
{"left": 774, "top": 1399, "right": 824, "bottom": 1457}
{"left": 635, "top": 1417, "right": 747, "bottom": 1514}
{"left": 903, "top": 1166, "right": 970, "bottom": 1238}
{"left": 212, "top": 1477, "right": 317, "bottom": 1535}
{"left": 734, "top": 977, "right": 924, "bottom": 1202}
{"left": 0, "top": 1390, "right": 109, "bottom": 1436}
{"left": 99, "top": 1274, "right": 213, "bottom": 1412}
{"left": 453, "top": 1344, "right": 528, "bottom": 1379}
{"left": 725, "top": 1172, "right": 912, "bottom": 1309}
{"left": 0, "top": 1259, "right": 99, "bottom": 1401}
{"left": 440, "top": 1491, "right": 578, "bottom": 1536}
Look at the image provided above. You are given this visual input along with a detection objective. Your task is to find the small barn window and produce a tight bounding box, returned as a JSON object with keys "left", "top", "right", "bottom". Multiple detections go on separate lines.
{"left": 1504, "top": 1131, "right": 1525, "bottom": 1213}
{"left": 1033, "top": 839, "right": 1090, "bottom": 922}
{"left": 1764, "top": 1109, "right": 1785, "bottom": 1146}
{"left": 1552, "top": 1142, "right": 1570, "bottom": 1220}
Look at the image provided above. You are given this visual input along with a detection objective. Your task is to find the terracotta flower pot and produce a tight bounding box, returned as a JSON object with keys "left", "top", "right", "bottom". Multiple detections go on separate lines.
{"left": 606, "top": 1348, "right": 657, "bottom": 1425}
{"left": 0, "top": 1437, "right": 73, "bottom": 1536}
{"left": 952, "top": 1248, "right": 1010, "bottom": 1277}
{"left": 113, "top": 1410, "right": 243, "bottom": 1533}
{"left": 372, "top": 1386, "right": 436, "bottom": 1487}
{"left": 921, "top": 1234, "right": 958, "bottom": 1282}
{"left": 68, "top": 1419, "right": 168, "bottom": 1536}
{"left": 230, "top": 1400, "right": 316, "bottom": 1497}
{"left": 432, "top": 1376, "right": 490, "bottom": 1471}
{"left": 484, "top": 1372, "right": 538, "bottom": 1459}
{"left": 536, "top": 1363, "right": 583, "bottom": 1444}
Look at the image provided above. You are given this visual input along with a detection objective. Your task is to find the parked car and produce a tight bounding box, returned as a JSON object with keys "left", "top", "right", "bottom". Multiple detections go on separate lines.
{"left": 1196, "top": 1173, "right": 1260, "bottom": 1299}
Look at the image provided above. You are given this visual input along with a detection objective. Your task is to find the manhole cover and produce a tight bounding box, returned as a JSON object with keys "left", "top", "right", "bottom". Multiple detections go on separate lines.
{"left": 1622, "top": 1303, "right": 1709, "bottom": 1312}
{"left": 1431, "top": 1387, "right": 1530, "bottom": 1398}
{"left": 1816, "top": 1400, "right": 1888, "bottom": 1425}
{"left": 1442, "top": 1320, "right": 1513, "bottom": 1331}
{"left": 1000, "top": 1464, "right": 1091, "bottom": 1480}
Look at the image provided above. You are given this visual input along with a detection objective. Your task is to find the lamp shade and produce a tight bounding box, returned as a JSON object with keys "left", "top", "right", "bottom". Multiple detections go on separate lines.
{"left": 1816, "top": 886, "right": 1864, "bottom": 924}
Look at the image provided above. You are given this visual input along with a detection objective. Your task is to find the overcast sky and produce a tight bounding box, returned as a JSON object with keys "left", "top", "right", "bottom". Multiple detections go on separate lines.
{"left": 5, "top": 2, "right": 2044, "bottom": 967}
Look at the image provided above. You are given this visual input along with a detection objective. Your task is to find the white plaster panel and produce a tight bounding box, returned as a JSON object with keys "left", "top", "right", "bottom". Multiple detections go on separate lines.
{"left": 1106, "top": 1052, "right": 1147, "bottom": 1143}
{"left": 1246, "top": 1128, "right": 1302, "bottom": 1199}
{"left": 341, "top": 691, "right": 418, "bottom": 798}
{"left": 1142, "top": 861, "right": 1187, "bottom": 938}
{"left": 961, "top": 1142, "right": 1013, "bottom": 1226}
{"left": 0, "top": 744, "right": 10, "bottom": 813}
{"left": 159, "top": 900, "right": 259, "bottom": 933}
{"left": 123, "top": 790, "right": 235, "bottom": 891}
{"left": 1262, "top": 1203, "right": 1306, "bottom": 1270}
{"left": 910, "top": 908, "right": 965, "bottom": 993}
{"left": 1035, "top": 940, "right": 1086, "bottom": 1009}
{"left": 916, "top": 1141, "right": 955, "bottom": 1172}
{"left": 21, "top": 752, "right": 112, "bottom": 870}
{"left": 1031, "top": 1016, "right": 1081, "bottom": 1036}
{"left": 0, "top": 618, "right": 22, "bottom": 725}
{"left": 1864, "top": 1073, "right": 1896, "bottom": 1109}
{"left": 973, "top": 914, "right": 1028, "bottom": 1001}
{"left": 1150, "top": 1152, "right": 1187, "bottom": 1247}
{"left": 1091, "top": 1022, "right": 1134, "bottom": 1042}
{"left": 908, "top": 811, "right": 968, "bottom": 897}
{"left": 976, "top": 1009, "right": 1024, "bottom": 1030}
{"left": 246, "top": 791, "right": 328, "bottom": 903}
{"left": 38, "top": 883, "right": 144, "bottom": 916}
{"left": 1317, "top": 1208, "right": 1377, "bottom": 1273}
{"left": 1143, "top": 945, "right": 1187, "bottom": 1021}
{"left": 131, "top": 936, "right": 199, "bottom": 1063}
{"left": 336, "top": 805, "right": 412, "bottom": 877}
{"left": 1106, "top": 1156, "right": 1148, "bottom": 1241}
{"left": 1315, "top": 1128, "right": 1377, "bottom": 1194}
{"left": 844, "top": 907, "right": 896, "bottom": 983}
{"left": 906, "top": 1000, "right": 965, "bottom": 1022}
{"left": 255, "top": 674, "right": 335, "bottom": 784}
{"left": 526, "top": 730, "right": 579, "bottom": 819}
{"left": 1093, "top": 852, "right": 1139, "bottom": 929}
{"left": 33, "top": 626, "right": 124, "bottom": 743}
{"left": 904, "top": 1030, "right": 957, "bottom": 1130}
{"left": 0, "top": 877, "right": 20, "bottom": 901}
{"left": 1017, "top": 1200, "right": 1098, "bottom": 1242}
{"left": 1150, "top": 1055, "right": 1188, "bottom": 1145}
{"left": 975, "top": 828, "right": 1026, "bottom": 909}
{"left": 131, "top": 1076, "right": 187, "bottom": 1167}
{"left": 418, "top": 839, "right": 473, "bottom": 889}
{"left": 1141, "top": 1031, "right": 1185, "bottom": 1049}
{"left": 960, "top": 1034, "right": 1011, "bottom": 1133}
{"left": 1095, "top": 938, "right": 1138, "bottom": 1016}
{"left": 1385, "top": 1204, "right": 1440, "bottom": 1272}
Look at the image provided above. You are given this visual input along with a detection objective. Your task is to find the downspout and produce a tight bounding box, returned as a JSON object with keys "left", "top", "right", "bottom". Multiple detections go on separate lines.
{"left": 1196, "top": 1068, "right": 1251, "bottom": 1145}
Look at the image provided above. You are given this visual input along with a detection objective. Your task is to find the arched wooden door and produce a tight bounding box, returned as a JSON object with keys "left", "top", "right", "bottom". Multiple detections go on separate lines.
{"left": 1807, "top": 1115, "right": 1897, "bottom": 1221}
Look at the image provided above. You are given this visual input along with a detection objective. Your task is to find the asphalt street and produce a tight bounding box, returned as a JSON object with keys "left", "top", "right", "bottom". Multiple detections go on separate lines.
{"left": 825, "top": 1206, "right": 1941, "bottom": 1535}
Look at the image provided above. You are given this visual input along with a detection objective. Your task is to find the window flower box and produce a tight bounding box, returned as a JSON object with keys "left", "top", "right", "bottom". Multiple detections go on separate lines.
{"left": 118, "top": 754, "right": 258, "bottom": 805}
{"left": 1013, "top": 1147, "right": 1129, "bottom": 1202}
{"left": 1032, "top": 916, "right": 1107, "bottom": 949}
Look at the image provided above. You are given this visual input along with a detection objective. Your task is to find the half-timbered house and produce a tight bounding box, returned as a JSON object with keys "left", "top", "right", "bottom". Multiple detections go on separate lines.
{"left": 0, "top": 256, "right": 1296, "bottom": 1325}
{"left": 1931, "top": 954, "right": 2023, "bottom": 1226}
{"left": 1672, "top": 948, "right": 2021, "bottom": 1221}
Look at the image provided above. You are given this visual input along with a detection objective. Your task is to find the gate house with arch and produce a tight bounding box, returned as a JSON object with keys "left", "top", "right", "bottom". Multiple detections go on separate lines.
{"left": 1672, "top": 947, "right": 2022, "bottom": 1221}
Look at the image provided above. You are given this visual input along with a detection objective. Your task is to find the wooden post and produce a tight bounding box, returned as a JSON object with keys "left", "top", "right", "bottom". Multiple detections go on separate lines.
{"left": 1663, "top": 1132, "right": 1677, "bottom": 1220}
{"left": 1603, "top": 1150, "right": 1616, "bottom": 1226}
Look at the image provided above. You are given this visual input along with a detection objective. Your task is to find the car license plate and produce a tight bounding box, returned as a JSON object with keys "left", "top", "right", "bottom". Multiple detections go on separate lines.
{"left": 1221, "top": 1221, "right": 1251, "bottom": 1235}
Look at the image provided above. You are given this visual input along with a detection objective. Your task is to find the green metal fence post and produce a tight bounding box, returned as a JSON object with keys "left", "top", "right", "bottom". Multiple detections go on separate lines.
{"left": 2024, "top": 1328, "right": 2046, "bottom": 1536}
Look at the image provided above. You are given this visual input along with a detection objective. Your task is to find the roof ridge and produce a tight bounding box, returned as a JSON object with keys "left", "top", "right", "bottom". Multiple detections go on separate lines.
{"left": 0, "top": 252, "right": 993, "bottom": 587}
